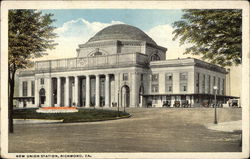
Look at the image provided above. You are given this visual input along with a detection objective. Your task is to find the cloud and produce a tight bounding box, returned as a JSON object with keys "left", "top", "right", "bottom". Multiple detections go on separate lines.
{"left": 36, "top": 19, "right": 123, "bottom": 60}
{"left": 146, "top": 24, "right": 194, "bottom": 59}
{"left": 37, "top": 19, "right": 194, "bottom": 61}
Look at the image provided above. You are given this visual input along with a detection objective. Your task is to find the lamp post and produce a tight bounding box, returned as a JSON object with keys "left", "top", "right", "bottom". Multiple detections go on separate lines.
{"left": 213, "top": 86, "right": 218, "bottom": 124}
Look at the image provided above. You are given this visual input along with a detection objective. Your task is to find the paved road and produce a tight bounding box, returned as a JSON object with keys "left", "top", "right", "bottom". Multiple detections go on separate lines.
{"left": 9, "top": 108, "right": 242, "bottom": 153}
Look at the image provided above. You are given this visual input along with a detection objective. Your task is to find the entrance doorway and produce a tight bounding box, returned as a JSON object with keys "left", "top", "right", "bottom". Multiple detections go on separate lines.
{"left": 121, "top": 85, "right": 130, "bottom": 107}
{"left": 39, "top": 88, "right": 46, "bottom": 106}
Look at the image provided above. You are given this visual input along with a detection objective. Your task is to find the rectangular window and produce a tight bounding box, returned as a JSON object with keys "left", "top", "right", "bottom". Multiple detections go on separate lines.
{"left": 165, "top": 73, "right": 173, "bottom": 92}
{"left": 180, "top": 72, "right": 188, "bottom": 92}
{"left": 40, "top": 78, "right": 44, "bottom": 85}
{"left": 151, "top": 74, "right": 159, "bottom": 93}
{"left": 180, "top": 83, "right": 187, "bottom": 92}
{"left": 22, "top": 81, "right": 28, "bottom": 96}
{"left": 152, "top": 74, "right": 159, "bottom": 82}
{"left": 151, "top": 84, "right": 159, "bottom": 93}
{"left": 168, "top": 86, "right": 172, "bottom": 92}
{"left": 123, "top": 73, "right": 128, "bottom": 81}
{"left": 180, "top": 72, "right": 188, "bottom": 81}
{"left": 196, "top": 73, "right": 200, "bottom": 93}
{"left": 212, "top": 76, "right": 216, "bottom": 93}
{"left": 31, "top": 81, "right": 35, "bottom": 96}
{"left": 222, "top": 79, "right": 225, "bottom": 95}
{"left": 218, "top": 78, "right": 220, "bottom": 94}
{"left": 208, "top": 75, "right": 211, "bottom": 94}
{"left": 202, "top": 74, "right": 205, "bottom": 93}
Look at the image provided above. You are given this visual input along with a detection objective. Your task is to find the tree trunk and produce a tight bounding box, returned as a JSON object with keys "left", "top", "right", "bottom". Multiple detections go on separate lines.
{"left": 8, "top": 69, "right": 16, "bottom": 133}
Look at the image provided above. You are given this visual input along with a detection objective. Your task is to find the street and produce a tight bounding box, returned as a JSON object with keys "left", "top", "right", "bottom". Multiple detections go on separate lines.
{"left": 9, "top": 108, "right": 242, "bottom": 152}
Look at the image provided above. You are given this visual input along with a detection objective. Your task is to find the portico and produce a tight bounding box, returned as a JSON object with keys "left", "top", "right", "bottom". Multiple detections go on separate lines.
{"left": 35, "top": 74, "right": 113, "bottom": 108}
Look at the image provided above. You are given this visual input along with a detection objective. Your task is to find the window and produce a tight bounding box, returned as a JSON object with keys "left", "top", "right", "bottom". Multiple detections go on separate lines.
{"left": 22, "top": 81, "right": 28, "bottom": 96}
{"left": 181, "top": 83, "right": 187, "bottom": 92}
{"left": 218, "top": 78, "right": 220, "bottom": 94}
{"left": 208, "top": 75, "right": 211, "bottom": 94}
{"left": 31, "top": 81, "right": 35, "bottom": 96}
{"left": 180, "top": 72, "right": 188, "bottom": 80}
{"left": 180, "top": 72, "right": 188, "bottom": 92}
{"left": 222, "top": 79, "right": 225, "bottom": 95}
{"left": 150, "top": 54, "right": 160, "bottom": 61}
{"left": 202, "top": 74, "right": 205, "bottom": 93}
{"left": 141, "top": 74, "right": 143, "bottom": 81}
{"left": 123, "top": 73, "right": 128, "bottom": 81}
{"left": 151, "top": 84, "right": 159, "bottom": 93}
{"left": 165, "top": 73, "right": 173, "bottom": 92}
{"left": 151, "top": 74, "right": 159, "bottom": 93}
{"left": 196, "top": 73, "right": 200, "bottom": 93}
{"left": 168, "top": 86, "right": 172, "bottom": 92}
{"left": 180, "top": 83, "right": 187, "bottom": 92}
{"left": 152, "top": 74, "right": 159, "bottom": 82}
{"left": 40, "top": 78, "right": 44, "bottom": 85}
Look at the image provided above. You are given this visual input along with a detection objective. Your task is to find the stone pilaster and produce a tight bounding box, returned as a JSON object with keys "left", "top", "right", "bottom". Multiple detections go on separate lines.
{"left": 74, "top": 76, "right": 79, "bottom": 106}
{"left": 47, "top": 77, "right": 52, "bottom": 107}
{"left": 105, "top": 74, "right": 110, "bottom": 107}
{"left": 131, "top": 72, "right": 139, "bottom": 107}
{"left": 57, "top": 77, "right": 61, "bottom": 107}
{"left": 35, "top": 78, "right": 39, "bottom": 107}
{"left": 95, "top": 75, "right": 100, "bottom": 107}
{"left": 86, "top": 75, "right": 90, "bottom": 107}
{"left": 65, "top": 76, "right": 69, "bottom": 106}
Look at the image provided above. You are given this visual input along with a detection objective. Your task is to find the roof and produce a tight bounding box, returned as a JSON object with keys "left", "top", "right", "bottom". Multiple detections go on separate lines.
{"left": 87, "top": 24, "right": 157, "bottom": 45}
{"left": 150, "top": 57, "right": 227, "bottom": 74}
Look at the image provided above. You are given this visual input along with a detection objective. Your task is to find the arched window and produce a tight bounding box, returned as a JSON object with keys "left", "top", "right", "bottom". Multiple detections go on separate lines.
{"left": 90, "top": 48, "right": 103, "bottom": 56}
{"left": 150, "top": 54, "right": 160, "bottom": 61}
{"left": 92, "top": 51, "right": 103, "bottom": 56}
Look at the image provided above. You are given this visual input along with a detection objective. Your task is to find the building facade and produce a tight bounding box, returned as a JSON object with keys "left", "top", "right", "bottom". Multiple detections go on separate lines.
{"left": 16, "top": 24, "right": 232, "bottom": 108}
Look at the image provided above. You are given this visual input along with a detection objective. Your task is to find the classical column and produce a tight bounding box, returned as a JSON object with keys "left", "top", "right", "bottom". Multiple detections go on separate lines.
{"left": 114, "top": 73, "right": 120, "bottom": 105}
{"left": 28, "top": 80, "right": 31, "bottom": 96}
{"left": 47, "top": 77, "right": 52, "bottom": 106}
{"left": 105, "top": 74, "right": 110, "bottom": 107}
{"left": 34, "top": 78, "right": 39, "bottom": 107}
{"left": 74, "top": 76, "right": 79, "bottom": 107}
{"left": 57, "top": 77, "right": 61, "bottom": 107}
{"left": 86, "top": 75, "right": 90, "bottom": 107}
{"left": 95, "top": 75, "right": 100, "bottom": 107}
{"left": 65, "top": 76, "right": 69, "bottom": 107}
{"left": 131, "top": 72, "right": 139, "bottom": 107}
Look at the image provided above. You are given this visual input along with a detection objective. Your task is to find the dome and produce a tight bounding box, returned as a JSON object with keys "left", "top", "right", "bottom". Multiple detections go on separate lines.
{"left": 87, "top": 24, "right": 157, "bottom": 45}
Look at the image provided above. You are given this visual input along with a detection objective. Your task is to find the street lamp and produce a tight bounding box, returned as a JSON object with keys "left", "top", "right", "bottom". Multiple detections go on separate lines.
{"left": 213, "top": 86, "right": 218, "bottom": 124}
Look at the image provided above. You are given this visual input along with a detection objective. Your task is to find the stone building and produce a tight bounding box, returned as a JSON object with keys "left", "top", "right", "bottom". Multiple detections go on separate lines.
{"left": 16, "top": 24, "right": 233, "bottom": 108}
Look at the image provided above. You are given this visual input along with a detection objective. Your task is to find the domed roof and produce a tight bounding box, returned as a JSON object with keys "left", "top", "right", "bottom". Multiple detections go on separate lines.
{"left": 87, "top": 24, "right": 157, "bottom": 45}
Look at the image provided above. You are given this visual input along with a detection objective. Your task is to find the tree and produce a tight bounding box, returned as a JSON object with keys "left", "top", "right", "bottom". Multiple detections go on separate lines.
{"left": 8, "top": 10, "right": 57, "bottom": 133}
{"left": 172, "top": 9, "right": 242, "bottom": 67}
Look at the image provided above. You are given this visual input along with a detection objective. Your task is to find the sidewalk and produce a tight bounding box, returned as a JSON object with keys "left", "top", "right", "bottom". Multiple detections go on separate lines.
{"left": 205, "top": 120, "right": 242, "bottom": 132}
{"left": 14, "top": 119, "right": 63, "bottom": 124}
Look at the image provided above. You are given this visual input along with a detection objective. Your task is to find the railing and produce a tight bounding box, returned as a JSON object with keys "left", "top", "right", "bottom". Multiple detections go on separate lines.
{"left": 35, "top": 52, "right": 149, "bottom": 72}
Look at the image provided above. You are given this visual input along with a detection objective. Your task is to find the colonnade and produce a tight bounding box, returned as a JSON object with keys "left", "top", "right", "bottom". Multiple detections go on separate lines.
{"left": 36, "top": 74, "right": 111, "bottom": 107}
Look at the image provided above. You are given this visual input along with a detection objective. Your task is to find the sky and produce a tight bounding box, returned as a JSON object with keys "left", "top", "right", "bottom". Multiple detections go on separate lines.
{"left": 39, "top": 9, "right": 192, "bottom": 60}
{"left": 39, "top": 9, "right": 240, "bottom": 97}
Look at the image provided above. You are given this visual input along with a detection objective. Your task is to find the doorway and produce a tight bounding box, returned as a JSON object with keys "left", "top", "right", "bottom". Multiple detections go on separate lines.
{"left": 121, "top": 85, "right": 130, "bottom": 107}
{"left": 39, "top": 88, "right": 46, "bottom": 105}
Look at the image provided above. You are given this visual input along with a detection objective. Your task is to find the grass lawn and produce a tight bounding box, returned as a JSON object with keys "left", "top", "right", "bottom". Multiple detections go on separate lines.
{"left": 13, "top": 108, "right": 130, "bottom": 123}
